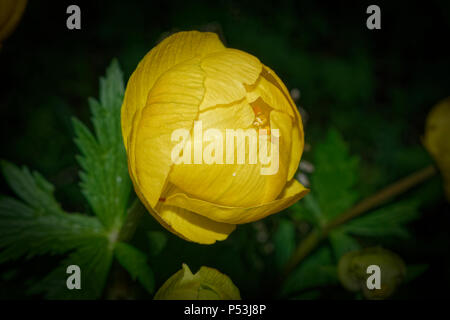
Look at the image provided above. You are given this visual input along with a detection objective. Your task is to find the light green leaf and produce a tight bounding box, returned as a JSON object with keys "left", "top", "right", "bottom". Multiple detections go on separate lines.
{"left": 329, "top": 229, "right": 361, "bottom": 259}
{"left": 115, "top": 242, "right": 155, "bottom": 294}
{"left": 311, "top": 128, "right": 360, "bottom": 222}
{"left": 73, "top": 60, "right": 131, "bottom": 229}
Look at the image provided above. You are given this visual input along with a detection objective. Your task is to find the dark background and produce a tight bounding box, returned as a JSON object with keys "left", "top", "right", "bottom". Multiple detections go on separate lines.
{"left": 0, "top": 0, "right": 449, "bottom": 299}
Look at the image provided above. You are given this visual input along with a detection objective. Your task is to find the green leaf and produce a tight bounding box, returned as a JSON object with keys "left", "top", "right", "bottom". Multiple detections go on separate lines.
{"left": 29, "top": 238, "right": 114, "bottom": 299}
{"left": 73, "top": 60, "right": 131, "bottom": 229}
{"left": 340, "top": 199, "right": 421, "bottom": 239}
{"left": 329, "top": 229, "right": 361, "bottom": 259}
{"left": 273, "top": 219, "right": 296, "bottom": 270}
{"left": 281, "top": 246, "right": 338, "bottom": 298}
{"left": 0, "top": 60, "right": 131, "bottom": 300}
{"left": 311, "top": 128, "right": 360, "bottom": 222}
{"left": 290, "top": 193, "right": 325, "bottom": 227}
{"left": 0, "top": 162, "right": 105, "bottom": 263}
{"left": 115, "top": 242, "right": 155, "bottom": 294}
{"left": 147, "top": 231, "right": 168, "bottom": 257}
{"left": 0, "top": 160, "right": 62, "bottom": 215}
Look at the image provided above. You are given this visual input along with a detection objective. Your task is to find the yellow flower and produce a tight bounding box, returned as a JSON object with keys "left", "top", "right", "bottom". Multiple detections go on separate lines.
{"left": 423, "top": 97, "right": 450, "bottom": 201}
{"left": 121, "top": 31, "right": 308, "bottom": 244}
{"left": 0, "top": 0, "right": 27, "bottom": 44}
{"left": 154, "top": 263, "right": 241, "bottom": 300}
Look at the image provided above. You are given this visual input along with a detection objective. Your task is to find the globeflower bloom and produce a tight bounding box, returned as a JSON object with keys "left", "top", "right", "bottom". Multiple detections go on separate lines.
{"left": 154, "top": 263, "right": 240, "bottom": 300}
{"left": 121, "top": 31, "right": 308, "bottom": 244}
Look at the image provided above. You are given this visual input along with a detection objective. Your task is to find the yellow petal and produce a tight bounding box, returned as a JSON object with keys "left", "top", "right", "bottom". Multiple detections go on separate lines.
{"left": 261, "top": 66, "right": 297, "bottom": 110}
{"left": 269, "top": 110, "right": 292, "bottom": 182}
{"left": 154, "top": 264, "right": 195, "bottom": 300}
{"left": 199, "top": 98, "right": 255, "bottom": 130}
{"left": 168, "top": 100, "right": 288, "bottom": 207}
{"left": 288, "top": 123, "right": 303, "bottom": 180}
{"left": 194, "top": 266, "right": 241, "bottom": 300}
{"left": 155, "top": 203, "right": 236, "bottom": 244}
{"left": 154, "top": 184, "right": 236, "bottom": 244}
{"left": 261, "top": 65, "right": 305, "bottom": 180}
{"left": 134, "top": 187, "right": 190, "bottom": 242}
{"left": 246, "top": 75, "right": 295, "bottom": 117}
{"left": 154, "top": 263, "right": 241, "bottom": 300}
{"left": 199, "top": 49, "right": 262, "bottom": 111}
{"left": 130, "top": 59, "right": 205, "bottom": 208}
{"left": 165, "top": 179, "right": 309, "bottom": 224}
{"left": 121, "top": 31, "right": 225, "bottom": 149}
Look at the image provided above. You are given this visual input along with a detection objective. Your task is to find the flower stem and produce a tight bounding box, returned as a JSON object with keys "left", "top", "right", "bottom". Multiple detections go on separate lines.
{"left": 282, "top": 164, "right": 437, "bottom": 280}
{"left": 105, "top": 198, "right": 146, "bottom": 299}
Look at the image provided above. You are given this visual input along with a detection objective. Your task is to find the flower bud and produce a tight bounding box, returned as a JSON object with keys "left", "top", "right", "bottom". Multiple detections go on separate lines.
{"left": 338, "top": 247, "right": 406, "bottom": 299}
{"left": 154, "top": 263, "right": 241, "bottom": 300}
{"left": 0, "top": 0, "right": 27, "bottom": 44}
{"left": 423, "top": 97, "right": 450, "bottom": 201}
{"left": 121, "top": 31, "right": 308, "bottom": 244}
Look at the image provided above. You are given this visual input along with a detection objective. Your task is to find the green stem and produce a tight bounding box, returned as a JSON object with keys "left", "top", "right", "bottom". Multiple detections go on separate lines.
{"left": 118, "top": 197, "right": 146, "bottom": 242}
{"left": 105, "top": 198, "right": 146, "bottom": 299}
{"left": 282, "top": 164, "right": 437, "bottom": 281}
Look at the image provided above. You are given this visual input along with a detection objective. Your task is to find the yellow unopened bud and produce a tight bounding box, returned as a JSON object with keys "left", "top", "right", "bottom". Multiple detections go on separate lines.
{"left": 121, "top": 31, "right": 309, "bottom": 244}
{"left": 154, "top": 263, "right": 241, "bottom": 300}
{"left": 0, "top": 0, "right": 27, "bottom": 45}
{"left": 338, "top": 247, "right": 406, "bottom": 300}
{"left": 423, "top": 97, "right": 450, "bottom": 201}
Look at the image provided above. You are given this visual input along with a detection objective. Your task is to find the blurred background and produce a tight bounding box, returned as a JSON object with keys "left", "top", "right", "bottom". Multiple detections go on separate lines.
{"left": 0, "top": 0, "right": 449, "bottom": 299}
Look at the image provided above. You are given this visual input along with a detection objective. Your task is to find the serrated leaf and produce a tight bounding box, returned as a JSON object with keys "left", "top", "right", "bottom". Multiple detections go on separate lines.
{"left": 311, "top": 128, "right": 360, "bottom": 222}
{"left": 0, "top": 161, "right": 62, "bottom": 215}
{"left": 115, "top": 242, "right": 155, "bottom": 294}
{"left": 0, "top": 199, "right": 104, "bottom": 262}
{"left": 329, "top": 230, "right": 361, "bottom": 259}
{"left": 29, "top": 238, "right": 114, "bottom": 299}
{"left": 273, "top": 219, "right": 296, "bottom": 270}
{"left": 281, "top": 246, "right": 338, "bottom": 298}
{"left": 73, "top": 60, "right": 131, "bottom": 229}
{"left": 0, "top": 162, "right": 105, "bottom": 263}
{"left": 339, "top": 199, "right": 421, "bottom": 239}
{"left": 290, "top": 193, "right": 325, "bottom": 227}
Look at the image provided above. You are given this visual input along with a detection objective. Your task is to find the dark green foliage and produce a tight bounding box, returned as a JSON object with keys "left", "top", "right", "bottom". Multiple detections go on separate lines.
{"left": 339, "top": 200, "right": 422, "bottom": 239}
{"left": 0, "top": 162, "right": 104, "bottom": 263}
{"left": 29, "top": 239, "right": 114, "bottom": 299}
{"left": 115, "top": 242, "right": 155, "bottom": 294}
{"left": 277, "top": 128, "right": 429, "bottom": 299}
{"left": 0, "top": 61, "right": 156, "bottom": 299}
{"left": 1, "top": 1, "right": 448, "bottom": 299}
{"left": 273, "top": 219, "right": 296, "bottom": 270}
{"left": 311, "top": 128, "right": 360, "bottom": 223}
{"left": 281, "top": 247, "right": 338, "bottom": 298}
